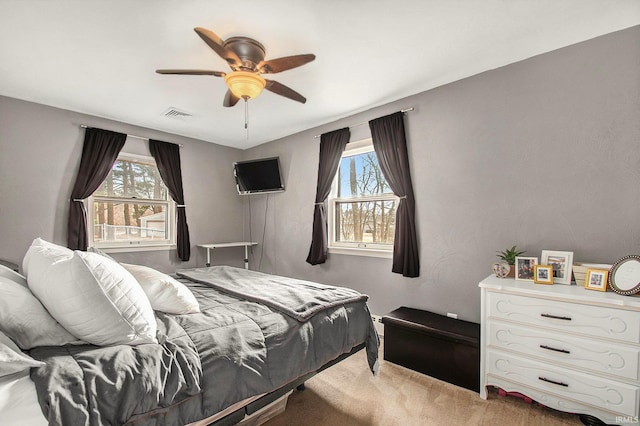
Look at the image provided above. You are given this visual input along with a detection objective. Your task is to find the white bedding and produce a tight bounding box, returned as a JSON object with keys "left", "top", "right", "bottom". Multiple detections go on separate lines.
{"left": 0, "top": 371, "right": 47, "bottom": 426}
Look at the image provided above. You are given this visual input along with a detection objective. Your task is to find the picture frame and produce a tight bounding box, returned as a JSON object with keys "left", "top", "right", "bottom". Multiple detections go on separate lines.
{"left": 533, "top": 265, "right": 553, "bottom": 284}
{"left": 584, "top": 268, "right": 609, "bottom": 292}
{"left": 608, "top": 255, "right": 640, "bottom": 296}
{"left": 515, "top": 256, "right": 538, "bottom": 281}
{"left": 540, "top": 250, "right": 574, "bottom": 285}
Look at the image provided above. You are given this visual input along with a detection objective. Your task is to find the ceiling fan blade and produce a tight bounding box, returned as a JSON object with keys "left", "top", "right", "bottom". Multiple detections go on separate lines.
{"left": 264, "top": 79, "right": 306, "bottom": 104}
{"left": 223, "top": 90, "right": 241, "bottom": 107}
{"left": 194, "top": 27, "right": 241, "bottom": 67}
{"left": 156, "top": 69, "right": 226, "bottom": 77}
{"left": 258, "top": 54, "right": 315, "bottom": 74}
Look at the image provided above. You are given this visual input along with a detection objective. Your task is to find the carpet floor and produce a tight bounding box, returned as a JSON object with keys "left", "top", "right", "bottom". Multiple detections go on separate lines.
{"left": 263, "top": 338, "right": 582, "bottom": 426}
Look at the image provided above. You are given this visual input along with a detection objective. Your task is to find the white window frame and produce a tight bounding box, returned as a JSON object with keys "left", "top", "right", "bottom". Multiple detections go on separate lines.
{"left": 87, "top": 152, "right": 176, "bottom": 252}
{"left": 328, "top": 138, "right": 397, "bottom": 259}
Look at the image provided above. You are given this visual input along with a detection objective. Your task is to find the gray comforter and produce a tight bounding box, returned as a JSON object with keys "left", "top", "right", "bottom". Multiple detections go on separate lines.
{"left": 29, "top": 266, "right": 379, "bottom": 426}
{"left": 176, "top": 266, "right": 370, "bottom": 322}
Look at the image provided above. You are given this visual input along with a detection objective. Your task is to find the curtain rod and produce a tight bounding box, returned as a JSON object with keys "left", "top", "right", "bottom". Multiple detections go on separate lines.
{"left": 313, "top": 107, "right": 414, "bottom": 139}
{"left": 79, "top": 125, "right": 184, "bottom": 148}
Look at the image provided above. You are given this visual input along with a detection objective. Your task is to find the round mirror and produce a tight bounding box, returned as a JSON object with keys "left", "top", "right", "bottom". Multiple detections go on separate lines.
{"left": 608, "top": 255, "right": 640, "bottom": 296}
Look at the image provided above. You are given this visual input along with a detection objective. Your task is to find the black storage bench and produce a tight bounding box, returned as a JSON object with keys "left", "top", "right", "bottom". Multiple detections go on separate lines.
{"left": 382, "top": 307, "right": 480, "bottom": 392}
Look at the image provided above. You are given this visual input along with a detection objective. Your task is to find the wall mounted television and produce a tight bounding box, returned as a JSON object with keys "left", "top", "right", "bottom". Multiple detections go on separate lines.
{"left": 234, "top": 157, "right": 285, "bottom": 195}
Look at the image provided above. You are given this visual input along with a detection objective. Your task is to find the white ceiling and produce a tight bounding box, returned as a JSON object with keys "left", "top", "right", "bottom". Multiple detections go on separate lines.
{"left": 1, "top": 1, "right": 639, "bottom": 150}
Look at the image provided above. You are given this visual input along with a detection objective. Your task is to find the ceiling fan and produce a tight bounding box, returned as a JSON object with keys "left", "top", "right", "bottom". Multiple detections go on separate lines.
{"left": 156, "top": 27, "right": 316, "bottom": 107}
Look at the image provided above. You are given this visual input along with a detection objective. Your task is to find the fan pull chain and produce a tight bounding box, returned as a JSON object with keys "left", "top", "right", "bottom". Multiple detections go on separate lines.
{"left": 244, "top": 98, "right": 250, "bottom": 142}
{"left": 244, "top": 98, "right": 249, "bottom": 130}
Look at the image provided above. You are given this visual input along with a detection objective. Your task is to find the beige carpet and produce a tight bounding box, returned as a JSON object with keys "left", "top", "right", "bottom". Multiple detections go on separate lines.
{"left": 264, "top": 339, "right": 581, "bottom": 426}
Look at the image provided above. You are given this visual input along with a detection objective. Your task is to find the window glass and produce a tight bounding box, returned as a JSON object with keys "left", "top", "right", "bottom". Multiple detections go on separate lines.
{"left": 334, "top": 200, "right": 396, "bottom": 245}
{"left": 89, "top": 155, "right": 173, "bottom": 249}
{"left": 329, "top": 140, "right": 397, "bottom": 253}
{"left": 94, "top": 159, "right": 167, "bottom": 200}
{"left": 92, "top": 201, "right": 169, "bottom": 244}
{"left": 337, "top": 151, "right": 394, "bottom": 198}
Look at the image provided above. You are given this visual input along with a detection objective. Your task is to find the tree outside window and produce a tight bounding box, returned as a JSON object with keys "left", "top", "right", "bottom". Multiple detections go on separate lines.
{"left": 89, "top": 154, "right": 174, "bottom": 248}
{"left": 329, "top": 140, "right": 397, "bottom": 252}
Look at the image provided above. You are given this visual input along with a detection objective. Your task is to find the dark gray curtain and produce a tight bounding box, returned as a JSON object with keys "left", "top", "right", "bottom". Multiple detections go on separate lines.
{"left": 149, "top": 139, "right": 191, "bottom": 261}
{"left": 67, "top": 128, "right": 126, "bottom": 251}
{"left": 306, "top": 128, "right": 350, "bottom": 265}
{"left": 369, "top": 112, "right": 419, "bottom": 277}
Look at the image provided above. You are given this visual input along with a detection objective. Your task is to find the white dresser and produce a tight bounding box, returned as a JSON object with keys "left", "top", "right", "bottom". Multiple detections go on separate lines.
{"left": 479, "top": 275, "right": 640, "bottom": 425}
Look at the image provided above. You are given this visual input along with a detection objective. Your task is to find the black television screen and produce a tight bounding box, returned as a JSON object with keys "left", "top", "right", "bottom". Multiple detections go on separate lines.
{"left": 234, "top": 157, "right": 285, "bottom": 195}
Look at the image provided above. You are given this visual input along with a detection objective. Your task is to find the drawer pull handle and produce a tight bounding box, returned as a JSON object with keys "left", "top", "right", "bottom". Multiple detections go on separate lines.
{"left": 540, "top": 344, "right": 570, "bottom": 354}
{"left": 540, "top": 313, "right": 572, "bottom": 321}
{"left": 538, "top": 376, "right": 568, "bottom": 387}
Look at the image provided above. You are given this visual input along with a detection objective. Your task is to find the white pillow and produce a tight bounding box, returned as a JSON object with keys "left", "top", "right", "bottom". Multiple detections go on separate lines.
{"left": 0, "top": 276, "right": 80, "bottom": 349}
{"left": 22, "top": 237, "right": 72, "bottom": 278}
{"left": 121, "top": 263, "right": 200, "bottom": 314}
{"left": 26, "top": 243, "right": 157, "bottom": 346}
{"left": 0, "top": 263, "right": 27, "bottom": 288}
{"left": 0, "top": 330, "right": 45, "bottom": 377}
{"left": 87, "top": 246, "right": 116, "bottom": 261}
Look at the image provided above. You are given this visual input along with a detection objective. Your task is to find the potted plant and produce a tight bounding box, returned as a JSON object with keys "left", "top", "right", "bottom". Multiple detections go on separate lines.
{"left": 493, "top": 245, "right": 526, "bottom": 278}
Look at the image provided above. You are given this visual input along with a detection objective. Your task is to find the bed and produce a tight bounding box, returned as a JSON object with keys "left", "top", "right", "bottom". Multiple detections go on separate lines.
{"left": 0, "top": 239, "right": 379, "bottom": 426}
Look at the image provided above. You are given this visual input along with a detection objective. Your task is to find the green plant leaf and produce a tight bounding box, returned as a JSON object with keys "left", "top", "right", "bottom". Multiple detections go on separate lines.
{"left": 496, "top": 245, "right": 526, "bottom": 265}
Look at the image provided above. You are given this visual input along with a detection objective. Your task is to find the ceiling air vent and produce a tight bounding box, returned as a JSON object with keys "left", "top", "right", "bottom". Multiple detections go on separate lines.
{"left": 162, "top": 107, "right": 193, "bottom": 121}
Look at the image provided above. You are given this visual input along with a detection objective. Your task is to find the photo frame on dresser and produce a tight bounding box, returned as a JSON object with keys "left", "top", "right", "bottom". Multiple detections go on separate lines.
{"left": 515, "top": 257, "right": 538, "bottom": 281}
{"left": 608, "top": 255, "right": 640, "bottom": 296}
{"left": 584, "top": 269, "right": 609, "bottom": 292}
{"left": 533, "top": 265, "right": 553, "bottom": 284}
{"left": 540, "top": 250, "right": 574, "bottom": 285}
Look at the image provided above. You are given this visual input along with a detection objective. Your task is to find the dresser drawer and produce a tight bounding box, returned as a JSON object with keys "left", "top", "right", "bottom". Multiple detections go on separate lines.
{"left": 487, "top": 322, "right": 640, "bottom": 380}
{"left": 487, "top": 350, "right": 640, "bottom": 417}
{"left": 487, "top": 292, "right": 640, "bottom": 344}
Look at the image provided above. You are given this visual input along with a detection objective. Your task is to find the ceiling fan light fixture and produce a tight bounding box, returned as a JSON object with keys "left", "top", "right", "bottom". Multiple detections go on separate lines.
{"left": 159, "top": 28, "right": 314, "bottom": 107}
{"left": 224, "top": 71, "right": 266, "bottom": 100}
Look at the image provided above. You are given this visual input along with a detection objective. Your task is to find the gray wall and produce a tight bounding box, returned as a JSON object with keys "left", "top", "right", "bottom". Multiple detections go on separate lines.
{"left": 243, "top": 26, "right": 640, "bottom": 322}
{"left": 0, "top": 96, "right": 246, "bottom": 272}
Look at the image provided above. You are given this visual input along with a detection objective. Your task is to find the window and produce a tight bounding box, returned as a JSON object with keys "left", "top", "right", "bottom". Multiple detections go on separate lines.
{"left": 88, "top": 153, "right": 175, "bottom": 250}
{"left": 328, "top": 139, "right": 397, "bottom": 257}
